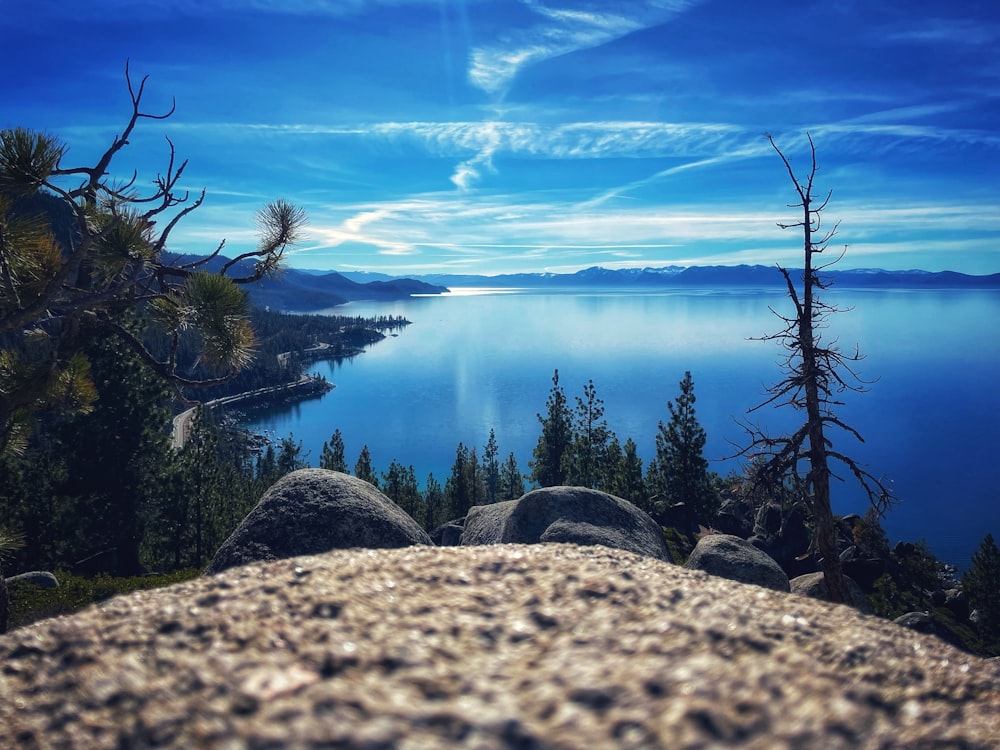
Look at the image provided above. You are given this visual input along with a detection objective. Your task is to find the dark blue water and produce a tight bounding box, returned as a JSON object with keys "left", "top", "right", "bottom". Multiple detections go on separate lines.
{"left": 242, "top": 287, "right": 1000, "bottom": 569}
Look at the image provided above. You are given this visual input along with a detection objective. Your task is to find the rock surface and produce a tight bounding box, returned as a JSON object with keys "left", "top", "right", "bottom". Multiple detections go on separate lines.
{"left": 790, "top": 572, "right": 872, "bottom": 613}
{"left": 462, "top": 487, "right": 669, "bottom": 561}
{"left": 205, "top": 469, "right": 431, "bottom": 575}
{"left": 684, "top": 533, "right": 791, "bottom": 592}
{"left": 2, "top": 544, "right": 998, "bottom": 749}
{"left": 4, "top": 571, "right": 59, "bottom": 589}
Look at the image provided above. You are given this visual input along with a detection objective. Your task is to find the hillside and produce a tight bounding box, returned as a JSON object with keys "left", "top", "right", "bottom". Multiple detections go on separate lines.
{"left": 338, "top": 264, "right": 1000, "bottom": 290}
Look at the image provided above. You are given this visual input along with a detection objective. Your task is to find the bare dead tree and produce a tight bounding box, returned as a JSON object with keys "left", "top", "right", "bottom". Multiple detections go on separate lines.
{"left": 740, "top": 133, "right": 893, "bottom": 603}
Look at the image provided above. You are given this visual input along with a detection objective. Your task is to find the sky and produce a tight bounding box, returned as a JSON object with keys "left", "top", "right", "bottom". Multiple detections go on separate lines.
{"left": 3, "top": 0, "right": 999, "bottom": 276}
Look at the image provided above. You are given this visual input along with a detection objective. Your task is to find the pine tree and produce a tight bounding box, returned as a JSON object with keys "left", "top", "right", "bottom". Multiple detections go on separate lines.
{"left": 963, "top": 533, "right": 1000, "bottom": 654}
{"left": 276, "top": 436, "right": 307, "bottom": 476}
{"left": 423, "top": 473, "right": 446, "bottom": 530}
{"left": 0, "top": 63, "right": 305, "bottom": 453}
{"left": 500, "top": 452, "right": 526, "bottom": 501}
{"left": 648, "top": 372, "right": 718, "bottom": 520}
{"left": 382, "top": 460, "right": 425, "bottom": 527}
{"left": 610, "top": 437, "right": 646, "bottom": 508}
{"left": 530, "top": 370, "right": 573, "bottom": 487}
{"left": 319, "top": 429, "right": 347, "bottom": 472}
{"left": 444, "top": 443, "right": 486, "bottom": 519}
{"left": 564, "top": 379, "right": 614, "bottom": 489}
{"left": 354, "top": 445, "right": 378, "bottom": 487}
{"left": 482, "top": 428, "right": 501, "bottom": 503}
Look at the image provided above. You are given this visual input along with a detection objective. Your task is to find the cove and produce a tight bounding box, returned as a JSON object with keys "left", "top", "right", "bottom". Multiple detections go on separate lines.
{"left": 241, "top": 287, "right": 1000, "bottom": 569}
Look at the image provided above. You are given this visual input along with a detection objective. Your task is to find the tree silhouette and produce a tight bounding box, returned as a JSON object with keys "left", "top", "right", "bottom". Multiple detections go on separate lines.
{"left": 564, "top": 379, "right": 614, "bottom": 489}
{"left": 530, "top": 369, "right": 572, "bottom": 487}
{"left": 963, "top": 533, "right": 1000, "bottom": 654}
{"left": 741, "top": 134, "right": 893, "bottom": 603}
{"left": 0, "top": 62, "right": 305, "bottom": 452}
{"left": 648, "top": 372, "right": 717, "bottom": 519}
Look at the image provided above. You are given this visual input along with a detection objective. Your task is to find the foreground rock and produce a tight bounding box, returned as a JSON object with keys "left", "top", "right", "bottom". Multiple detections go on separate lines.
{"left": 205, "top": 469, "right": 431, "bottom": 574}
{"left": 461, "top": 486, "right": 669, "bottom": 561}
{"left": 684, "top": 533, "right": 791, "bottom": 592}
{"left": 2, "top": 545, "right": 998, "bottom": 748}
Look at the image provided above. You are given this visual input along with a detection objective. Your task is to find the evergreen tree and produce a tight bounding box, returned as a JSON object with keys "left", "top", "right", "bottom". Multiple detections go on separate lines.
{"left": 423, "top": 473, "right": 446, "bottom": 531}
{"left": 52, "top": 329, "right": 175, "bottom": 575}
{"left": 500, "top": 452, "right": 526, "bottom": 501}
{"left": 963, "top": 533, "right": 1000, "bottom": 654}
{"left": 276, "top": 436, "right": 307, "bottom": 476}
{"left": 609, "top": 437, "right": 646, "bottom": 508}
{"left": 0, "top": 65, "right": 305, "bottom": 453}
{"left": 354, "top": 445, "right": 378, "bottom": 487}
{"left": 319, "top": 429, "right": 347, "bottom": 472}
{"left": 648, "top": 372, "right": 718, "bottom": 520}
{"left": 381, "top": 460, "right": 425, "bottom": 528}
{"left": 256, "top": 444, "right": 277, "bottom": 481}
{"left": 444, "top": 443, "right": 484, "bottom": 519}
{"left": 564, "top": 379, "right": 614, "bottom": 489}
{"left": 482, "top": 429, "right": 501, "bottom": 504}
{"left": 530, "top": 370, "right": 573, "bottom": 487}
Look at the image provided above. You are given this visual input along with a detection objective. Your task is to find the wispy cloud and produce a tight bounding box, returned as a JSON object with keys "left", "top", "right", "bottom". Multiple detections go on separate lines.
{"left": 884, "top": 18, "right": 1000, "bottom": 46}
{"left": 461, "top": 0, "right": 701, "bottom": 187}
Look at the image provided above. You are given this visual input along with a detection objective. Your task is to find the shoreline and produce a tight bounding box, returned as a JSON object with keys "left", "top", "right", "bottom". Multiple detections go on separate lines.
{"left": 171, "top": 374, "right": 333, "bottom": 451}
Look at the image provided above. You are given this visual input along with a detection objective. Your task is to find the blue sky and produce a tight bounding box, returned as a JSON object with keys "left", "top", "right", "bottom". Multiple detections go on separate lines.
{"left": 4, "top": 0, "right": 999, "bottom": 275}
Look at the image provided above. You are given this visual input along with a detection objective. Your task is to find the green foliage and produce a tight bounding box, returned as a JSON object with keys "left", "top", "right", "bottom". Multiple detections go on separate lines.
{"left": 0, "top": 66, "right": 305, "bottom": 454}
{"left": 853, "top": 507, "right": 891, "bottom": 558}
{"left": 563, "top": 379, "right": 615, "bottom": 489}
{"left": 444, "top": 443, "right": 485, "bottom": 519}
{"left": 482, "top": 429, "right": 501, "bottom": 503}
{"left": 647, "top": 372, "right": 718, "bottom": 520}
{"left": 6, "top": 568, "right": 199, "bottom": 631}
{"left": 423, "top": 474, "right": 447, "bottom": 530}
{"left": 319, "top": 429, "right": 348, "bottom": 472}
{"left": 607, "top": 437, "right": 646, "bottom": 509}
{"left": 963, "top": 533, "right": 1000, "bottom": 654}
{"left": 661, "top": 526, "right": 698, "bottom": 565}
{"left": 530, "top": 370, "right": 572, "bottom": 487}
{"left": 499, "top": 452, "right": 526, "bottom": 502}
{"left": 382, "top": 460, "right": 425, "bottom": 527}
{"left": 354, "top": 445, "right": 378, "bottom": 487}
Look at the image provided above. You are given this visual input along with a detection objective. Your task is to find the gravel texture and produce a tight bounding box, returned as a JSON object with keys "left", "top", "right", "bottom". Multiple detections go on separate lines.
{"left": 2, "top": 544, "right": 998, "bottom": 749}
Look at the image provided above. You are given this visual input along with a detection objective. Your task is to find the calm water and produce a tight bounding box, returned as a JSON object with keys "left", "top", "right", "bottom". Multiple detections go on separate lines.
{"left": 242, "top": 287, "right": 1000, "bottom": 569}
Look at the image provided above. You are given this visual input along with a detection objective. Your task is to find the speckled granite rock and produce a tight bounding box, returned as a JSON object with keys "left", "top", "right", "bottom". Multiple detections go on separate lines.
{"left": 684, "top": 533, "right": 791, "bottom": 592}
{"left": 790, "top": 571, "right": 871, "bottom": 613}
{"left": 2, "top": 544, "right": 998, "bottom": 749}
{"left": 462, "top": 487, "right": 669, "bottom": 561}
{"left": 205, "top": 469, "right": 432, "bottom": 575}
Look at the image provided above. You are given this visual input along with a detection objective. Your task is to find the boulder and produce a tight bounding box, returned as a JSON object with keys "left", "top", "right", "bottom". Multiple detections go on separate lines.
{"left": 4, "top": 571, "right": 59, "bottom": 589}
{"left": 684, "top": 533, "right": 790, "bottom": 592}
{"left": 205, "top": 469, "right": 431, "bottom": 575}
{"left": 1, "top": 544, "right": 997, "bottom": 748}
{"left": 712, "top": 496, "right": 754, "bottom": 538}
{"left": 430, "top": 520, "right": 465, "bottom": 546}
{"left": 460, "top": 499, "right": 518, "bottom": 546}
{"left": 894, "top": 611, "right": 937, "bottom": 634}
{"left": 790, "top": 571, "right": 871, "bottom": 613}
{"left": 839, "top": 545, "right": 886, "bottom": 591}
{"left": 462, "top": 487, "right": 669, "bottom": 561}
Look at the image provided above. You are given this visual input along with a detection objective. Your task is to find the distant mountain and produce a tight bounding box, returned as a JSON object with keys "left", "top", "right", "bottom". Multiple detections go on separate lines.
{"left": 166, "top": 255, "right": 449, "bottom": 311}
{"left": 338, "top": 264, "right": 1000, "bottom": 290}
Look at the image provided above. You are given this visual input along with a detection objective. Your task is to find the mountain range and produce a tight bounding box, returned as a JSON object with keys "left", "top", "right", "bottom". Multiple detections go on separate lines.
{"left": 336, "top": 264, "right": 1000, "bottom": 289}
{"left": 240, "top": 263, "right": 1000, "bottom": 311}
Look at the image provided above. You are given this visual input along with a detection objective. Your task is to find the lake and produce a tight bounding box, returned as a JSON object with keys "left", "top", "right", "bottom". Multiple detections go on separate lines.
{"left": 241, "top": 287, "right": 1000, "bottom": 569}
